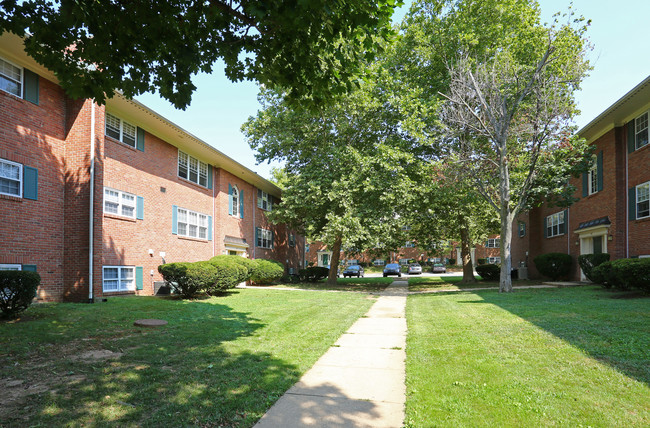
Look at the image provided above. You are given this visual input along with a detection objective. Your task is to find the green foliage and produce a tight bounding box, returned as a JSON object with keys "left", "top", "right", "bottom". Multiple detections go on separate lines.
{"left": 534, "top": 253, "right": 573, "bottom": 281}
{"left": 448, "top": 258, "right": 456, "bottom": 265}
{"left": 209, "top": 255, "right": 256, "bottom": 282}
{"left": 158, "top": 262, "right": 195, "bottom": 298}
{"left": 250, "top": 259, "right": 284, "bottom": 285}
{"left": 475, "top": 264, "right": 500, "bottom": 281}
{"left": 577, "top": 253, "right": 611, "bottom": 283}
{"left": 298, "top": 267, "right": 330, "bottom": 282}
{"left": 477, "top": 258, "right": 487, "bottom": 265}
{"left": 592, "top": 259, "right": 650, "bottom": 291}
{"left": 0, "top": 271, "right": 40, "bottom": 319}
{"left": 2, "top": 1, "right": 399, "bottom": 108}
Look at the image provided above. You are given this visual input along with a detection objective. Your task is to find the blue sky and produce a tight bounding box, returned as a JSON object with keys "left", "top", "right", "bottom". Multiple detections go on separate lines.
{"left": 135, "top": 1, "right": 650, "bottom": 180}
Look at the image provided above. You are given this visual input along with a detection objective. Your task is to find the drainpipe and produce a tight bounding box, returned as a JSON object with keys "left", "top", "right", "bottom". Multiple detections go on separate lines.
{"left": 88, "top": 101, "right": 96, "bottom": 303}
{"left": 626, "top": 140, "right": 629, "bottom": 258}
{"left": 212, "top": 166, "right": 215, "bottom": 258}
{"left": 252, "top": 187, "right": 256, "bottom": 259}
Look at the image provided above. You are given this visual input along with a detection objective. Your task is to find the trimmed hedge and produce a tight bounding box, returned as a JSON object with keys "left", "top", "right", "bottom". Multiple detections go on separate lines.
{"left": 448, "top": 258, "right": 456, "bottom": 266}
{"left": 158, "top": 262, "right": 202, "bottom": 298}
{"left": 298, "top": 266, "right": 329, "bottom": 282}
{"left": 250, "top": 259, "right": 284, "bottom": 285}
{"left": 475, "top": 264, "right": 500, "bottom": 281}
{"left": 0, "top": 270, "right": 40, "bottom": 319}
{"left": 533, "top": 253, "right": 572, "bottom": 281}
{"left": 592, "top": 258, "right": 650, "bottom": 291}
{"left": 209, "top": 255, "right": 256, "bottom": 282}
{"left": 477, "top": 258, "right": 487, "bottom": 265}
{"left": 577, "top": 253, "right": 610, "bottom": 283}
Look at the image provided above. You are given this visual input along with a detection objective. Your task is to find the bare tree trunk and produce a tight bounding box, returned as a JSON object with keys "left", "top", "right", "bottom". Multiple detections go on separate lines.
{"left": 327, "top": 235, "right": 342, "bottom": 285}
{"left": 458, "top": 216, "right": 476, "bottom": 284}
{"left": 499, "top": 207, "right": 513, "bottom": 292}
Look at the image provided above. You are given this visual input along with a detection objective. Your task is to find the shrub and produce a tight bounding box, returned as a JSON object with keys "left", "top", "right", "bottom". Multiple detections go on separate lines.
{"left": 533, "top": 253, "right": 573, "bottom": 281}
{"left": 592, "top": 261, "right": 613, "bottom": 288}
{"left": 209, "top": 255, "right": 256, "bottom": 282}
{"left": 298, "top": 266, "right": 329, "bottom": 282}
{"left": 596, "top": 258, "right": 650, "bottom": 291}
{"left": 250, "top": 259, "right": 284, "bottom": 285}
{"left": 477, "top": 258, "right": 487, "bottom": 265}
{"left": 159, "top": 262, "right": 223, "bottom": 298}
{"left": 475, "top": 264, "right": 500, "bottom": 281}
{"left": 448, "top": 258, "right": 456, "bottom": 266}
{"left": 577, "top": 253, "right": 610, "bottom": 282}
{"left": 0, "top": 271, "right": 40, "bottom": 319}
{"left": 205, "top": 259, "right": 245, "bottom": 293}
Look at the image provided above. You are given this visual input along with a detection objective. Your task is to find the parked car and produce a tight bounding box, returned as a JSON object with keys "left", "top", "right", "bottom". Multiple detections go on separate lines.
{"left": 342, "top": 265, "right": 364, "bottom": 278}
{"left": 431, "top": 263, "right": 447, "bottom": 274}
{"left": 407, "top": 263, "right": 422, "bottom": 275}
{"left": 383, "top": 263, "right": 402, "bottom": 277}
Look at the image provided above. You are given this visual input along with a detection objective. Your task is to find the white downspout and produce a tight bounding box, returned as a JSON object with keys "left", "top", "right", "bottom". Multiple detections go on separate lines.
{"left": 253, "top": 187, "right": 256, "bottom": 259}
{"left": 626, "top": 140, "right": 629, "bottom": 258}
{"left": 212, "top": 167, "right": 215, "bottom": 258}
{"left": 88, "top": 101, "right": 96, "bottom": 303}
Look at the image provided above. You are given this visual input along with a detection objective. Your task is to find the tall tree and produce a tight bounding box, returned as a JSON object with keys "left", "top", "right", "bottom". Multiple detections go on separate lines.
{"left": 396, "top": 0, "right": 592, "bottom": 291}
{"left": 1, "top": 0, "right": 399, "bottom": 108}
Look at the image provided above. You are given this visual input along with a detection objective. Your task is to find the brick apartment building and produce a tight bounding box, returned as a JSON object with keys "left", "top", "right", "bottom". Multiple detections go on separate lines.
{"left": 0, "top": 33, "right": 305, "bottom": 301}
{"left": 511, "top": 75, "right": 650, "bottom": 280}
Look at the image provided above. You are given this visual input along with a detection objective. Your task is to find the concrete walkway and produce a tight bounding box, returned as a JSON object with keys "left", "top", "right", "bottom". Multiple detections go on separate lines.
{"left": 254, "top": 279, "right": 408, "bottom": 428}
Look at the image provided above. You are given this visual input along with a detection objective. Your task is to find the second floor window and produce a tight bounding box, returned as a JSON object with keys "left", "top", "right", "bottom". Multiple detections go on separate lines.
{"left": 178, "top": 150, "right": 208, "bottom": 187}
{"left": 0, "top": 158, "right": 22, "bottom": 197}
{"left": 486, "top": 238, "right": 500, "bottom": 248}
{"left": 257, "top": 189, "right": 272, "bottom": 210}
{"left": 588, "top": 156, "right": 598, "bottom": 195}
{"left": 636, "top": 182, "right": 650, "bottom": 219}
{"left": 635, "top": 112, "right": 649, "bottom": 150}
{"left": 0, "top": 57, "right": 22, "bottom": 97}
{"left": 105, "top": 113, "right": 136, "bottom": 147}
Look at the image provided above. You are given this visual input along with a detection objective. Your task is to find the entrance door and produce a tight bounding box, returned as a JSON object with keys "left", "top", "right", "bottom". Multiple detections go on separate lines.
{"left": 592, "top": 236, "right": 603, "bottom": 254}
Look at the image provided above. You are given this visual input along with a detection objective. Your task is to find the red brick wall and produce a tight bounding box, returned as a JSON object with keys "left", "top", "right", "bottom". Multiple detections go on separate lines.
{"left": 627, "top": 125, "right": 650, "bottom": 257}
{"left": 0, "top": 77, "right": 67, "bottom": 301}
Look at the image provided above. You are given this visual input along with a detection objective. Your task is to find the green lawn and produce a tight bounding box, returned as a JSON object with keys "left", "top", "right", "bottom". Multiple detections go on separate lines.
{"left": 0, "top": 290, "right": 375, "bottom": 427}
{"left": 260, "top": 276, "right": 393, "bottom": 292}
{"left": 408, "top": 276, "right": 542, "bottom": 292}
{"left": 405, "top": 286, "right": 650, "bottom": 427}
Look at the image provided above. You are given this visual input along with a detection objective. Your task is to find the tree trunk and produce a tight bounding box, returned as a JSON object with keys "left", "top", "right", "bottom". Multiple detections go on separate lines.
{"left": 327, "top": 235, "right": 342, "bottom": 285}
{"left": 499, "top": 210, "right": 514, "bottom": 292}
{"left": 458, "top": 216, "right": 476, "bottom": 284}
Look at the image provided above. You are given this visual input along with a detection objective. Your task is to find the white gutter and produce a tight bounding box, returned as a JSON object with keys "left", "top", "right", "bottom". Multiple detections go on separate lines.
{"left": 88, "top": 101, "right": 96, "bottom": 303}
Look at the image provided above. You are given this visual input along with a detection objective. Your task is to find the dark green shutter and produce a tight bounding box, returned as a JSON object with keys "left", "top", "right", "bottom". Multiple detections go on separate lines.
{"left": 271, "top": 230, "right": 274, "bottom": 249}
{"left": 228, "top": 184, "right": 233, "bottom": 215}
{"left": 255, "top": 227, "right": 259, "bottom": 247}
{"left": 597, "top": 150, "right": 604, "bottom": 192}
{"left": 135, "top": 266, "right": 143, "bottom": 290}
{"left": 208, "top": 215, "right": 212, "bottom": 241}
{"left": 562, "top": 210, "right": 568, "bottom": 235}
{"left": 628, "top": 121, "right": 636, "bottom": 153}
{"left": 239, "top": 189, "right": 244, "bottom": 219}
{"left": 23, "top": 166, "right": 38, "bottom": 200}
{"left": 172, "top": 205, "right": 178, "bottom": 234}
{"left": 136, "top": 127, "right": 145, "bottom": 152}
{"left": 136, "top": 196, "right": 144, "bottom": 220}
{"left": 23, "top": 69, "right": 39, "bottom": 105}
{"left": 629, "top": 188, "right": 637, "bottom": 220}
{"left": 22, "top": 264, "right": 37, "bottom": 272}
{"left": 207, "top": 164, "right": 213, "bottom": 189}
{"left": 543, "top": 217, "right": 548, "bottom": 238}
{"left": 582, "top": 172, "right": 588, "bottom": 197}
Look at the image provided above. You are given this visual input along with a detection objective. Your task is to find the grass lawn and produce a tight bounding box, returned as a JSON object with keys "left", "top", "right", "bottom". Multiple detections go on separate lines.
{"left": 260, "top": 276, "right": 393, "bottom": 292}
{"left": 0, "top": 289, "right": 375, "bottom": 427}
{"left": 408, "top": 275, "right": 542, "bottom": 292}
{"left": 405, "top": 286, "right": 650, "bottom": 427}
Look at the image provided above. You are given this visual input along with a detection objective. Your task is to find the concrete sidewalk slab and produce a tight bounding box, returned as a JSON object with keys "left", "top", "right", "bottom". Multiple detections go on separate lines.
{"left": 334, "top": 333, "right": 405, "bottom": 349}
{"left": 316, "top": 346, "right": 405, "bottom": 370}
{"left": 346, "top": 317, "right": 407, "bottom": 335}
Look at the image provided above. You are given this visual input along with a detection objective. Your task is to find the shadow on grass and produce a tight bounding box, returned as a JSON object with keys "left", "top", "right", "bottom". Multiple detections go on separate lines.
{"left": 476, "top": 286, "right": 650, "bottom": 387}
{"left": 0, "top": 296, "right": 302, "bottom": 427}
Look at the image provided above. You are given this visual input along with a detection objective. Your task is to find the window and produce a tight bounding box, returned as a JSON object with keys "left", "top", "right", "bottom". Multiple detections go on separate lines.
{"left": 399, "top": 258, "right": 409, "bottom": 265}
{"left": 305, "top": 244, "right": 310, "bottom": 253}
{"left": 102, "top": 266, "right": 135, "bottom": 292}
{"left": 0, "top": 57, "right": 22, "bottom": 97}
{"left": 635, "top": 112, "right": 649, "bottom": 150}
{"left": 0, "top": 158, "right": 22, "bottom": 197}
{"left": 588, "top": 156, "right": 598, "bottom": 195}
{"left": 487, "top": 257, "right": 501, "bottom": 264}
{"left": 178, "top": 150, "right": 208, "bottom": 187}
{"left": 103, "top": 187, "right": 136, "bottom": 219}
{"left": 257, "top": 189, "right": 273, "bottom": 210}
{"left": 546, "top": 211, "right": 566, "bottom": 238}
{"left": 405, "top": 241, "right": 415, "bottom": 248}
{"left": 0, "top": 264, "right": 21, "bottom": 271}
{"left": 231, "top": 186, "right": 239, "bottom": 217}
{"left": 177, "top": 207, "right": 209, "bottom": 239}
{"left": 486, "top": 238, "right": 500, "bottom": 248}
{"left": 289, "top": 233, "right": 296, "bottom": 247}
{"left": 257, "top": 228, "right": 273, "bottom": 249}
{"left": 518, "top": 222, "right": 526, "bottom": 237}
{"left": 105, "top": 113, "right": 136, "bottom": 147}
{"left": 373, "top": 259, "right": 385, "bottom": 266}
{"left": 636, "top": 182, "right": 650, "bottom": 219}
{"left": 348, "top": 259, "right": 358, "bottom": 265}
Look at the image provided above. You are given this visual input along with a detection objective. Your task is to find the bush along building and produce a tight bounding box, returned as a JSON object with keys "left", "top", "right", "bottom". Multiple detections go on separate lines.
{"left": 511, "top": 75, "right": 650, "bottom": 280}
{"left": 0, "top": 33, "right": 304, "bottom": 302}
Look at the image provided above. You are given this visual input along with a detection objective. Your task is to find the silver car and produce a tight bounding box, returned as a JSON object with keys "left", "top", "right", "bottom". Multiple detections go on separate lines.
{"left": 431, "top": 263, "right": 447, "bottom": 273}
{"left": 407, "top": 263, "right": 422, "bottom": 275}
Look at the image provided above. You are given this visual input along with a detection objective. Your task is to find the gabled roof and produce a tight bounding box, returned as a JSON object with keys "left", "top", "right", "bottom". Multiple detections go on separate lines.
{"left": 578, "top": 75, "right": 650, "bottom": 143}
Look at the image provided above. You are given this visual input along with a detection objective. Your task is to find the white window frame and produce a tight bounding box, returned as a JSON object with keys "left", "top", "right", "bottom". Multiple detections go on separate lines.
{"left": 231, "top": 185, "right": 239, "bottom": 217}
{"left": 257, "top": 189, "right": 273, "bottom": 211}
{"left": 178, "top": 150, "right": 208, "bottom": 187}
{"left": 635, "top": 111, "right": 649, "bottom": 150}
{"left": 486, "top": 238, "right": 500, "bottom": 248}
{"left": 405, "top": 241, "right": 415, "bottom": 248}
{"left": 289, "top": 233, "right": 296, "bottom": 247}
{"left": 0, "top": 158, "right": 23, "bottom": 198}
{"left": 0, "top": 264, "right": 21, "bottom": 271}
{"left": 0, "top": 56, "right": 23, "bottom": 97}
{"left": 487, "top": 257, "right": 501, "bottom": 264}
{"left": 373, "top": 259, "right": 385, "bottom": 266}
{"left": 587, "top": 155, "right": 598, "bottom": 195}
{"left": 257, "top": 228, "right": 272, "bottom": 249}
{"left": 399, "top": 258, "right": 409, "bottom": 265}
{"left": 348, "top": 259, "right": 358, "bottom": 265}
{"left": 103, "top": 187, "right": 136, "bottom": 219}
{"left": 102, "top": 266, "right": 135, "bottom": 292}
{"left": 518, "top": 222, "right": 526, "bottom": 237}
{"left": 176, "top": 207, "right": 209, "bottom": 240}
{"left": 636, "top": 181, "right": 650, "bottom": 220}
{"left": 105, "top": 113, "right": 136, "bottom": 147}
{"left": 546, "top": 211, "right": 566, "bottom": 238}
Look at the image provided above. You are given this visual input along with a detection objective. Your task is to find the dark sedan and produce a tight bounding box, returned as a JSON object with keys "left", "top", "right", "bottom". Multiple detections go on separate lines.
{"left": 383, "top": 263, "right": 402, "bottom": 277}
{"left": 342, "top": 265, "right": 364, "bottom": 278}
